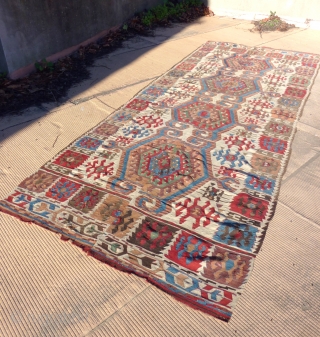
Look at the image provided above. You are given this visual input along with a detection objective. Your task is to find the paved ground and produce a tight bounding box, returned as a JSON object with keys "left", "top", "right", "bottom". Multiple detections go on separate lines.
{"left": 1, "top": 16, "right": 320, "bottom": 337}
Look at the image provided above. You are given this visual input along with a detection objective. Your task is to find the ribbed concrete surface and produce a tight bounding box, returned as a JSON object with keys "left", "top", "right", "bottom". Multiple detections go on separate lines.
{"left": 1, "top": 16, "right": 320, "bottom": 336}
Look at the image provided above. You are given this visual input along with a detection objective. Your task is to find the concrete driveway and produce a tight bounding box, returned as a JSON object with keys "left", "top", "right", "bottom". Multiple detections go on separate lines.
{"left": 0, "top": 16, "right": 320, "bottom": 336}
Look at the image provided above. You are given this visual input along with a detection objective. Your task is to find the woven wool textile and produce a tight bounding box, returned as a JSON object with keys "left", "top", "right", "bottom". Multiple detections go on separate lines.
{"left": 1, "top": 42, "right": 319, "bottom": 321}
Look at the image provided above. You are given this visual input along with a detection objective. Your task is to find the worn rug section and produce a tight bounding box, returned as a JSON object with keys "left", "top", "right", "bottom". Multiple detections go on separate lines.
{"left": 1, "top": 42, "right": 319, "bottom": 321}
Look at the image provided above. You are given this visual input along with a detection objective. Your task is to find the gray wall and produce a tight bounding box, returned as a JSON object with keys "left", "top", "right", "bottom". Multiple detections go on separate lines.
{"left": 0, "top": 38, "right": 8, "bottom": 74}
{"left": 0, "top": 0, "right": 164, "bottom": 75}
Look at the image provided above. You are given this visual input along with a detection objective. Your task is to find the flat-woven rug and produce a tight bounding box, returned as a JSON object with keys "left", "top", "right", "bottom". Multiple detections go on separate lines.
{"left": 1, "top": 42, "right": 319, "bottom": 321}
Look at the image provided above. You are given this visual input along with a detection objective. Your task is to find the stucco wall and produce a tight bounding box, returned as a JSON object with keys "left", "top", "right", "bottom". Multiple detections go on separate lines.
{"left": 208, "top": 0, "right": 320, "bottom": 28}
{"left": 0, "top": 0, "right": 164, "bottom": 77}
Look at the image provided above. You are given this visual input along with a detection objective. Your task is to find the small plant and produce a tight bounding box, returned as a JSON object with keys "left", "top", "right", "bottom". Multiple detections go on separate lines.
{"left": 153, "top": 3, "right": 169, "bottom": 22}
{"left": 139, "top": 0, "right": 205, "bottom": 27}
{"left": 35, "top": 58, "right": 54, "bottom": 72}
{"left": 141, "top": 10, "right": 155, "bottom": 26}
{"left": 184, "top": 0, "right": 202, "bottom": 6}
{"left": 0, "top": 72, "right": 7, "bottom": 81}
{"left": 252, "top": 10, "right": 295, "bottom": 33}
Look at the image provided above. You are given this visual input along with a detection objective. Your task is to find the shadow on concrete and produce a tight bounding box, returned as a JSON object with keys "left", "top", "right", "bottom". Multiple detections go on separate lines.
{"left": 0, "top": 2, "right": 217, "bottom": 144}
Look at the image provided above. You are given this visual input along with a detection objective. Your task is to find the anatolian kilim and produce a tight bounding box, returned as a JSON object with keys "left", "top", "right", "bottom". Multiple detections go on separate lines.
{"left": 1, "top": 42, "right": 319, "bottom": 320}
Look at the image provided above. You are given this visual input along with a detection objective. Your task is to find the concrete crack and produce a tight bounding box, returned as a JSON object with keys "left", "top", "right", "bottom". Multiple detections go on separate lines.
{"left": 82, "top": 286, "right": 151, "bottom": 337}
{"left": 52, "top": 134, "right": 60, "bottom": 148}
